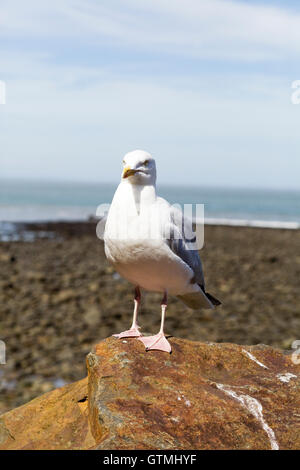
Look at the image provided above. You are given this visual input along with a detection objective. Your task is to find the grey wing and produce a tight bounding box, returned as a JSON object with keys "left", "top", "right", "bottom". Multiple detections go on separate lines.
{"left": 162, "top": 202, "right": 205, "bottom": 289}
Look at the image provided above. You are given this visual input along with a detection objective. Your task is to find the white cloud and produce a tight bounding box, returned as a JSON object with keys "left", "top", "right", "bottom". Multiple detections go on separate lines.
{"left": 1, "top": 58, "right": 299, "bottom": 188}
{"left": 1, "top": 0, "right": 300, "bottom": 189}
{"left": 1, "top": 0, "right": 300, "bottom": 61}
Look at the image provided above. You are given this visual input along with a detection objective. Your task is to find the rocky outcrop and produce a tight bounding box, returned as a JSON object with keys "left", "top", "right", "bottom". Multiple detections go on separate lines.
{"left": 1, "top": 336, "right": 300, "bottom": 450}
{"left": 0, "top": 377, "right": 97, "bottom": 450}
{"left": 87, "top": 337, "right": 300, "bottom": 450}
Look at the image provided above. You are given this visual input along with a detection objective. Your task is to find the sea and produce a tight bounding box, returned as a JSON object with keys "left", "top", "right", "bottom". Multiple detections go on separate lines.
{"left": 0, "top": 179, "right": 299, "bottom": 240}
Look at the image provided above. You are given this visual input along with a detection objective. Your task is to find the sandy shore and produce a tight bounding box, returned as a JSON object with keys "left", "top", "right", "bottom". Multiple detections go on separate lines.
{"left": 0, "top": 221, "right": 300, "bottom": 413}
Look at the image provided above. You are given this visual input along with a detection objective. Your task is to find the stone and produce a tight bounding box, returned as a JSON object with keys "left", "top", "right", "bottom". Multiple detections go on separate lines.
{"left": 87, "top": 337, "right": 300, "bottom": 450}
{"left": 1, "top": 336, "right": 299, "bottom": 450}
{"left": 0, "top": 377, "right": 97, "bottom": 450}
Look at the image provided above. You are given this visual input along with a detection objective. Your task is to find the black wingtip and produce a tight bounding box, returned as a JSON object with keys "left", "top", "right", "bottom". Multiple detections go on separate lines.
{"left": 198, "top": 285, "right": 222, "bottom": 306}
{"left": 205, "top": 292, "right": 222, "bottom": 306}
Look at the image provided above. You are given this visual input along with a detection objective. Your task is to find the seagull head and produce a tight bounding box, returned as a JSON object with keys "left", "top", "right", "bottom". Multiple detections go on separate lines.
{"left": 121, "top": 150, "right": 156, "bottom": 186}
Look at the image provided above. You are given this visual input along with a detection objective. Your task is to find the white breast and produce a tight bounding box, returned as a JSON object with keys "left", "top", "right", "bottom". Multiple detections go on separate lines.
{"left": 105, "top": 237, "right": 194, "bottom": 294}
{"left": 104, "top": 181, "right": 196, "bottom": 295}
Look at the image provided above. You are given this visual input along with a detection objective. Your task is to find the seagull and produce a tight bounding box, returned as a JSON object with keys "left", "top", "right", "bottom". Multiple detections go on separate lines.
{"left": 104, "top": 150, "right": 221, "bottom": 353}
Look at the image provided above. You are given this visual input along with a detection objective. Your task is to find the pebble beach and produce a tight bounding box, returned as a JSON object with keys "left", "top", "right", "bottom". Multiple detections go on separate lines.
{"left": 0, "top": 221, "right": 299, "bottom": 414}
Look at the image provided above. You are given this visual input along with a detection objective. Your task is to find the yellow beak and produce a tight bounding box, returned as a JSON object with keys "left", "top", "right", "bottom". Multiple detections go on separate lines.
{"left": 122, "top": 166, "right": 137, "bottom": 179}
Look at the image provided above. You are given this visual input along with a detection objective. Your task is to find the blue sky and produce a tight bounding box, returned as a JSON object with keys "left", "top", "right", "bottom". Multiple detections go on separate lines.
{"left": 0, "top": 0, "right": 300, "bottom": 189}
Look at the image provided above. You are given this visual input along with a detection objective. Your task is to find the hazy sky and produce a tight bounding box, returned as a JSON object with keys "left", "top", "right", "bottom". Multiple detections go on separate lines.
{"left": 1, "top": 0, "right": 300, "bottom": 189}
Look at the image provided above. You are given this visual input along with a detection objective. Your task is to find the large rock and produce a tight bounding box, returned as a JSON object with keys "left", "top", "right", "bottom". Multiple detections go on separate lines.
{"left": 0, "top": 377, "right": 97, "bottom": 450}
{"left": 1, "top": 336, "right": 299, "bottom": 450}
{"left": 87, "top": 337, "right": 300, "bottom": 450}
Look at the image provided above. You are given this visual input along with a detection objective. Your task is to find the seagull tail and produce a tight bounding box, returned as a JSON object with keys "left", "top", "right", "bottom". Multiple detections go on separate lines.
{"left": 177, "top": 288, "right": 221, "bottom": 310}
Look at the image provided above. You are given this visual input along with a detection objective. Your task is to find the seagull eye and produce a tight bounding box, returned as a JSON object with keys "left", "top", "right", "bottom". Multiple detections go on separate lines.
{"left": 144, "top": 160, "right": 149, "bottom": 166}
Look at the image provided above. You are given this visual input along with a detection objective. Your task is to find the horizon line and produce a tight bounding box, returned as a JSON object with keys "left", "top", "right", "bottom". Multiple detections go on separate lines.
{"left": 0, "top": 177, "right": 300, "bottom": 193}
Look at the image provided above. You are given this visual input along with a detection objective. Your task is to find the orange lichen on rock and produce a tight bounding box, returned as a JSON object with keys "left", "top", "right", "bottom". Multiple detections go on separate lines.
{"left": 87, "top": 337, "right": 300, "bottom": 450}
{"left": 0, "top": 377, "right": 97, "bottom": 450}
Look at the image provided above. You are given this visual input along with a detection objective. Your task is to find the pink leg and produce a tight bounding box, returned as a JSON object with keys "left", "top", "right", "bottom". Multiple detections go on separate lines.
{"left": 138, "top": 292, "right": 171, "bottom": 353}
{"left": 113, "top": 287, "right": 142, "bottom": 338}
